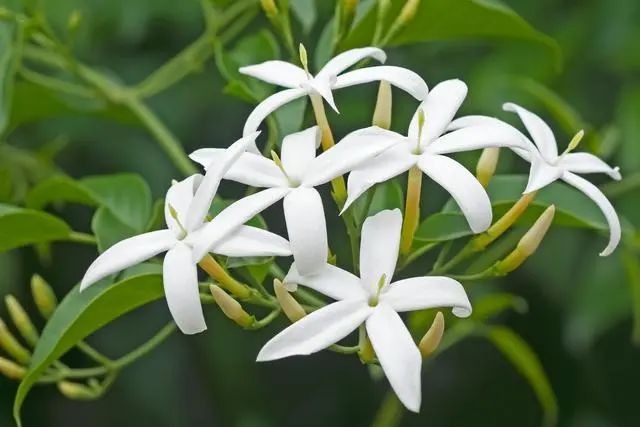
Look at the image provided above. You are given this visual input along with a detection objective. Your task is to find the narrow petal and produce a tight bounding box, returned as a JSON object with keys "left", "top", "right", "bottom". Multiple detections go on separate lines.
{"left": 164, "top": 175, "right": 201, "bottom": 237}
{"left": 283, "top": 188, "right": 328, "bottom": 275}
{"left": 334, "top": 66, "right": 428, "bottom": 100}
{"left": 503, "top": 103, "right": 558, "bottom": 162}
{"left": 285, "top": 262, "right": 366, "bottom": 301}
{"left": 524, "top": 154, "right": 563, "bottom": 193}
{"left": 213, "top": 225, "right": 291, "bottom": 257}
{"left": 408, "top": 79, "right": 468, "bottom": 143}
{"left": 428, "top": 125, "right": 527, "bottom": 155}
{"left": 304, "top": 126, "right": 403, "bottom": 187}
{"left": 561, "top": 171, "right": 621, "bottom": 256}
{"left": 186, "top": 132, "right": 259, "bottom": 231}
{"left": 342, "top": 143, "right": 415, "bottom": 213}
{"left": 309, "top": 77, "right": 339, "bottom": 113}
{"left": 239, "top": 61, "right": 307, "bottom": 88}
{"left": 190, "top": 187, "right": 289, "bottom": 262}
{"left": 257, "top": 299, "right": 372, "bottom": 361}
{"left": 382, "top": 277, "right": 472, "bottom": 317}
{"left": 557, "top": 152, "right": 621, "bottom": 180}
{"left": 366, "top": 304, "right": 422, "bottom": 413}
{"left": 163, "top": 243, "right": 206, "bottom": 334}
{"left": 418, "top": 154, "right": 492, "bottom": 232}
{"left": 360, "top": 209, "right": 402, "bottom": 295}
{"left": 280, "top": 126, "right": 320, "bottom": 183}
{"left": 80, "top": 230, "right": 175, "bottom": 291}
{"left": 189, "top": 149, "right": 287, "bottom": 188}
{"left": 317, "top": 47, "right": 386, "bottom": 80}
{"left": 243, "top": 88, "right": 307, "bottom": 136}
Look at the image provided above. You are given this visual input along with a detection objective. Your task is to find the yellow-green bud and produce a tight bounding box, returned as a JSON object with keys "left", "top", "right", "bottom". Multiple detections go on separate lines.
{"left": 0, "top": 318, "right": 31, "bottom": 364}
{"left": 299, "top": 43, "right": 310, "bottom": 75}
{"left": 0, "top": 357, "right": 26, "bottom": 380}
{"left": 372, "top": 81, "right": 392, "bottom": 129}
{"left": 5, "top": 295, "right": 39, "bottom": 346}
{"left": 476, "top": 147, "right": 500, "bottom": 188}
{"left": 57, "top": 381, "right": 99, "bottom": 400}
{"left": 564, "top": 129, "right": 584, "bottom": 155}
{"left": 260, "top": 0, "right": 279, "bottom": 18}
{"left": 67, "top": 10, "right": 82, "bottom": 33}
{"left": 31, "top": 274, "right": 58, "bottom": 319}
{"left": 358, "top": 327, "right": 376, "bottom": 364}
{"left": 274, "top": 279, "right": 306, "bottom": 322}
{"left": 419, "top": 311, "right": 444, "bottom": 358}
{"left": 398, "top": 0, "right": 421, "bottom": 25}
{"left": 210, "top": 285, "right": 255, "bottom": 328}
{"left": 342, "top": 0, "right": 359, "bottom": 15}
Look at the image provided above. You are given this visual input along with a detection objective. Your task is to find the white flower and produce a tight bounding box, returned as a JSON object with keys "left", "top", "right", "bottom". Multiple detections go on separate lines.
{"left": 240, "top": 46, "right": 429, "bottom": 138}
{"left": 343, "top": 79, "right": 527, "bottom": 233}
{"left": 190, "top": 125, "right": 400, "bottom": 275}
{"left": 79, "top": 134, "right": 292, "bottom": 334}
{"left": 256, "top": 209, "right": 472, "bottom": 412}
{"left": 449, "top": 103, "right": 622, "bottom": 256}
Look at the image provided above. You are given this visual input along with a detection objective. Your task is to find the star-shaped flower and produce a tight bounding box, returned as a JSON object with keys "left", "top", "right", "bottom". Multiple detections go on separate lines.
{"left": 257, "top": 209, "right": 472, "bottom": 412}
{"left": 190, "top": 125, "right": 399, "bottom": 274}
{"left": 80, "top": 134, "right": 291, "bottom": 334}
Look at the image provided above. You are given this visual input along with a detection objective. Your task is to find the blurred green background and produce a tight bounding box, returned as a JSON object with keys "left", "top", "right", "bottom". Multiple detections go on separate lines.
{"left": 0, "top": 0, "right": 639, "bottom": 426}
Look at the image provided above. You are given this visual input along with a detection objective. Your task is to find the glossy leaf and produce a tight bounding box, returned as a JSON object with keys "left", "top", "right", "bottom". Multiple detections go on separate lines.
{"left": 91, "top": 206, "right": 137, "bottom": 253}
{"left": 25, "top": 175, "right": 98, "bottom": 210}
{"left": 0, "top": 204, "right": 71, "bottom": 252}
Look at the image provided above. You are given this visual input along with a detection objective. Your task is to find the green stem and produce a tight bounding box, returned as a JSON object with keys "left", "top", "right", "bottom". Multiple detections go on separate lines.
{"left": 371, "top": 392, "right": 403, "bottom": 427}
{"left": 247, "top": 308, "right": 282, "bottom": 329}
{"left": 76, "top": 342, "right": 112, "bottom": 367}
{"left": 66, "top": 231, "right": 97, "bottom": 245}
{"left": 328, "top": 344, "right": 360, "bottom": 354}
{"left": 112, "top": 322, "right": 176, "bottom": 368}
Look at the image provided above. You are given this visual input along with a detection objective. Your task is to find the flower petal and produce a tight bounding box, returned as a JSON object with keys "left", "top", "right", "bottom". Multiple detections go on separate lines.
{"left": 408, "top": 79, "right": 467, "bottom": 143}
{"left": 190, "top": 187, "right": 289, "bottom": 262}
{"left": 342, "top": 143, "right": 415, "bottom": 213}
{"left": 257, "top": 299, "right": 372, "bottom": 361}
{"left": 284, "top": 262, "right": 366, "bottom": 301}
{"left": 213, "top": 225, "right": 291, "bottom": 257}
{"left": 557, "top": 152, "right": 621, "bottom": 180}
{"left": 428, "top": 125, "right": 527, "bottom": 155}
{"left": 239, "top": 60, "right": 307, "bottom": 88}
{"left": 418, "top": 154, "right": 492, "bottom": 233}
{"left": 163, "top": 242, "right": 206, "bottom": 334}
{"left": 524, "top": 153, "right": 563, "bottom": 193}
{"left": 164, "top": 175, "right": 201, "bottom": 237}
{"left": 243, "top": 88, "right": 307, "bottom": 136}
{"left": 80, "top": 230, "right": 176, "bottom": 291}
{"left": 503, "top": 102, "right": 558, "bottom": 162}
{"left": 366, "top": 304, "right": 422, "bottom": 413}
{"left": 360, "top": 209, "right": 402, "bottom": 295}
{"left": 309, "top": 77, "right": 339, "bottom": 113}
{"left": 382, "top": 277, "right": 472, "bottom": 317}
{"left": 280, "top": 126, "right": 320, "bottom": 183}
{"left": 561, "top": 171, "right": 621, "bottom": 256}
{"left": 317, "top": 47, "right": 386, "bottom": 80}
{"left": 283, "top": 188, "right": 328, "bottom": 275}
{"left": 334, "top": 66, "right": 428, "bottom": 100}
{"left": 304, "top": 126, "right": 403, "bottom": 187}
{"left": 189, "top": 149, "right": 287, "bottom": 188}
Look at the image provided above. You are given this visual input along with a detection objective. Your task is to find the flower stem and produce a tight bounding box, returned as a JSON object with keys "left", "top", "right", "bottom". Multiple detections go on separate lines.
{"left": 400, "top": 166, "right": 422, "bottom": 255}
{"left": 66, "top": 231, "right": 97, "bottom": 245}
{"left": 371, "top": 392, "right": 403, "bottom": 427}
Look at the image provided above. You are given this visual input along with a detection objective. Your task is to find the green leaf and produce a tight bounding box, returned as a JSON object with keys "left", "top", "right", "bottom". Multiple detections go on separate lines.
{"left": 13, "top": 273, "right": 165, "bottom": 426}
{"left": 0, "top": 204, "right": 71, "bottom": 252}
{"left": 471, "top": 292, "right": 528, "bottom": 322}
{"left": 210, "top": 197, "right": 267, "bottom": 229}
{"left": 623, "top": 250, "right": 640, "bottom": 346}
{"left": 290, "top": 0, "right": 317, "bottom": 33}
{"left": 91, "top": 206, "right": 137, "bottom": 252}
{"left": 482, "top": 326, "right": 558, "bottom": 427}
{"left": 25, "top": 175, "right": 98, "bottom": 210}
{"left": 0, "top": 20, "right": 23, "bottom": 135}
{"left": 353, "top": 178, "right": 404, "bottom": 224}
{"left": 273, "top": 97, "right": 307, "bottom": 142}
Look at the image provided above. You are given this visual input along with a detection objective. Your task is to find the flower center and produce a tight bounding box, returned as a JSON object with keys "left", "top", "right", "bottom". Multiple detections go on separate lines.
{"left": 299, "top": 43, "right": 311, "bottom": 78}
{"left": 270, "top": 150, "right": 299, "bottom": 187}
{"left": 560, "top": 129, "right": 584, "bottom": 158}
{"left": 368, "top": 274, "right": 387, "bottom": 307}
{"left": 167, "top": 203, "right": 187, "bottom": 240}
{"left": 413, "top": 107, "right": 426, "bottom": 154}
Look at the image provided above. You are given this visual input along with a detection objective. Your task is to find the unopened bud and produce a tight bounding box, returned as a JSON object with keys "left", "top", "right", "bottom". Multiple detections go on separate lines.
{"left": 0, "top": 318, "right": 31, "bottom": 364}
{"left": 5, "top": 296, "right": 39, "bottom": 346}
{"left": 210, "top": 285, "right": 255, "bottom": 328}
{"left": 0, "top": 357, "right": 26, "bottom": 380}
{"left": 372, "top": 81, "right": 392, "bottom": 129}
{"left": 299, "top": 43, "right": 309, "bottom": 75}
{"left": 0, "top": 7, "right": 12, "bottom": 20}
{"left": 398, "top": 0, "right": 421, "bottom": 25}
{"left": 342, "top": 0, "right": 359, "bottom": 15}
{"left": 476, "top": 147, "right": 500, "bottom": 188}
{"left": 31, "top": 274, "right": 58, "bottom": 319}
{"left": 419, "top": 312, "right": 444, "bottom": 358}
{"left": 274, "top": 279, "right": 306, "bottom": 322}
{"left": 358, "top": 328, "right": 376, "bottom": 364}
{"left": 57, "top": 381, "right": 99, "bottom": 400}
{"left": 67, "top": 10, "right": 82, "bottom": 33}
{"left": 260, "top": 0, "right": 279, "bottom": 18}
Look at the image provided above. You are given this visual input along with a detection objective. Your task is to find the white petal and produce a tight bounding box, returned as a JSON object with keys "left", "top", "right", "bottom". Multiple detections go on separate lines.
{"left": 360, "top": 209, "right": 402, "bottom": 295}
{"left": 503, "top": 103, "right": 558, "bottom": 162}
{"left": 366, "top": 304, "right": 422, "bottom": 413}
{"left": 309, "top": 77, "right": 339, "bottom": 113}
{"left": 190, "top": 188, "right": 289, "bottom": 262}
{"left": 557, "top": 153, "right": 621, "bottom": 180}
{"left": 333, "top": 66, "right": 428, "bottom": 100}
{"left": 284, "top": 262, "right": 366, "bottom": 301}
{"left": 186, "top": 132, "right": 259, "bottom": 231}
{"left": 243, "top": 88, "right": 307, "bottom": 136}
{"left": 213, "top": 225, "right": 291, "bottom": 257}
{"left": 239, "top": 60, "right": 307, "bottom": 88}
{"left": 164, "top": 175, "right": 201, "bottom": 237}
{"left": 428, "top": 125, "right": 527, "bottom": 155}
{"left": 283, "top": 188, "right": 328, "bottom": 275}
{"left": 163, "top": 242, "right": 206, "bottom": 334}
{"left": 304, "top": 126, "right": 403, "bottom": 187}
{"left": 342, "top": 143, "right": 415, "bottom": 213}
{"left": 189, "top": 149, "right": 287, "bottom": 188}
{"left": 418, "top": 154, "right": 492, "bottom": 233}
{"left": 280, "top": 126, "right": 320, "bottom": 183}
{"left": 561, "top": 171, "right": 621, "bottom": 256}
{"left": 317, "top": 47, "right": 386, "bottom": 80}
{"left": 80, "top": 230, "right": 176, "bottom": 291}
{"left": 524, "top": 154, "right": 563, "bottom": 193}
{"left": 408, "top": 79, "right": 468, "bottom": 143}
{"left": 382, "top": 277, "right": 472, "bottom": 317}
{"left": 257, "top": 299, "right": 372, "bottom": 361}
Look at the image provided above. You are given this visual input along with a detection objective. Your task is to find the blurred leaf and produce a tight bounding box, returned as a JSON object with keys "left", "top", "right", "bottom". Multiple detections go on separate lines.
{"left": 414, "top": 212, "right": 472, "bottom": 242}
{"left": 13, "top": 273, "right": 164, "bottom": 426}
{"left": 471, "top": 292, "right": 528, "bottom": 322}
{"left": 353, "top": 178, "right": 404, "bottom": 224}
{"left": 274, "top": 97, "right": 307, "bottom": 141}
{"left": 210, "top": 197, "right": 267, "bottom": 229}
{"left": 290, "top": 0, "right": 317, "bottom": 33}
{"left": 616, "top": 84, "right": 640, "bottom": 172}
{"left": 482, "top": 326, "right": 558, "bottom": 427}
{"left": 91, "top": 206, "right": 137, "bottom": 253}
{"left": 228, "top": 256, "right": 274, "bottom": 285}
{"left": 145, "top": 198, "right": 166, "bottom": 231}
{"left": 25, "top": 175, "right": 98, "bottom": 210}
{"left": 0, "top": 20, "right": 23, "bottom": 135}
{"left": 622, "top": 250, "right": 640, "bottom": 345}
{"left": 314, "top": 18, "right": 336, "bottom": 69}
{"left": 0, "top": 204, "right": 71, "bottom": 252}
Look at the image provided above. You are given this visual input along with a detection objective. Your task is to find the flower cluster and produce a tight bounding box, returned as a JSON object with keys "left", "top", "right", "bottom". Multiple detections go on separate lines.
{"left": 79, "top": 47, "right": 621, "bottom": 411}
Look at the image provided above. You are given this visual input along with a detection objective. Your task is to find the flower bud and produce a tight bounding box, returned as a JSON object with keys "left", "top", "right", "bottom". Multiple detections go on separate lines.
{"left": 210, "top": 285, "right": 255, "bottom": 328}
{"left": 67, "top": 10, "right": 82, "bottom": 33}
{"left": 398, "top": 0, "right": 421, "bottom": 25}
{"left": 299, "top": 43, "right": 310, "bottom": 75}
{"left": 476, "top": 147, "right": 500, "bottom": 188}
{"left": 358, "top": 328, "right": 376, "bottom": 364}
{"left": 372, "top": 81, "right": 392, "bottom": 129}
{"left": 274, "top": 279, "right": 306, "bottom": 322}
{"left": 342, "top": 0, "right": 359, "bottom": 15}
{"left": 57, "top": 381, "right": 99, "bottom": 400}
{"left": 5, "top": 295, "right": 39, "bottom": 346}
{"left": 260, "top": 0, "right": 279, "bottom": 18}
{"left": 0, "top": 318, "right": 31, "bottom": 364}
{"left": 0, "top": 357, "right": 26, "bottom": 380}
{"left": 31, "top": 274, "right": 58, "bottom": 319}
{"left": 419, "top": 311, "right": 444, "bottom": 358}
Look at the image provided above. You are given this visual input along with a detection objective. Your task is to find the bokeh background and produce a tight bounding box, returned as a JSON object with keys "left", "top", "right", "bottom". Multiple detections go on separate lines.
{"left": 0, "top": 0, "right": 639, "bottom": 426}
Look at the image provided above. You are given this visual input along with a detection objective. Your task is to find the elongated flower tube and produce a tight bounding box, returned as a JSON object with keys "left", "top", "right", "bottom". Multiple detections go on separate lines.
{"left": 79, "top": 134, "right": 292, "bottom": 335}
{"left": 257, "top": 209, "right": 472, "bottom": 412}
